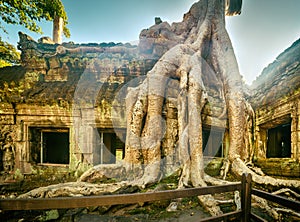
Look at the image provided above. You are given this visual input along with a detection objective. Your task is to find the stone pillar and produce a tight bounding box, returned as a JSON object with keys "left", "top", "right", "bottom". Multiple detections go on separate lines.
{"left": 53, "top": 16, "right": 64, "bottom": 44}
{"left": 295, "top": 101, "right": 300, "bottom": 161}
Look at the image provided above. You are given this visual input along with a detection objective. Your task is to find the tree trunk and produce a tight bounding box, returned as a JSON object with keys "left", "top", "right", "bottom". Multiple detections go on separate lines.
{"left": 123, "top": 0, "right": 249, "bottom": 215}
{"left": 125, "top": 0, "right": 247, "bottom": 182}
{"left": 53, "top": 15, "right": 64, "bottom": 44}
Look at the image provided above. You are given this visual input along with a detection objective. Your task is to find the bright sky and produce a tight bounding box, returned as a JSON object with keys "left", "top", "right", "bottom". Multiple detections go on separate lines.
{"left": 1, "top": 0, "right": 300, "bottom": 85}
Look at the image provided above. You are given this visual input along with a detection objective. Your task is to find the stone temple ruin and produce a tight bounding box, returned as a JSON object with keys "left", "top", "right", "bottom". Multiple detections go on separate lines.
{"left": 0, "top": 23, "right": 299, "bottom": 178}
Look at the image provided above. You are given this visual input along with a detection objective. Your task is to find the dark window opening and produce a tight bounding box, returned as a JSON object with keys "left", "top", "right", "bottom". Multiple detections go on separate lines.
{"left": 267, "top": 123, "right": 291, "bottom": 158}
{"left": 42, "top": 131, "right": 69, "bottom": 164}
{"left": 29, "top": 128, "right": 69, "bottom": 165}
{"left": 202, "top": 128, "right": 223, "bottom": 157}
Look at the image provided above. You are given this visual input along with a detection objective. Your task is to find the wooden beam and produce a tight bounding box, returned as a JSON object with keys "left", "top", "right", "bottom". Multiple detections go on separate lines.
{"left": 250, "top": 213, "right": 268, "bottom": 222}
{"left": 0, "top": 183, "right": 241, "bottom": 211}
{"left": 199, "top": 210, "right": 242, "bottom": 222}
{"left": 252, "top": 188, "right": 300, "bottom": 212}
{"left": 241, "top": 173, "right": 252, "bottom": 222}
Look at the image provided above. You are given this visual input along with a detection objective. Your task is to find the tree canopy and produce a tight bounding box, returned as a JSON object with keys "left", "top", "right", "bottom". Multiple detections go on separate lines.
{"left": 0, "top": 37, "right": 20, "bottom": 67}
{"left": 0, "top": 0, "right": 70, "bottom": 37}
{"left": 0, "top": 0, "right": 69, "bottom": 66}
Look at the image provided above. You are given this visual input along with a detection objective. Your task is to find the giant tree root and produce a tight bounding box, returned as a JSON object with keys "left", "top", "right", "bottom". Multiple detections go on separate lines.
{"left": 17, "top": 159, "right": 300, "bottom": 221}
{"left": 252, "top": 195, "right": 280, "bottom": 220}
{"left": 274, "top": 208, "right": 300, "bottom": 219}
{"left": 231, "top": 158, "right": 300, "bottom": 221}
{"left": 272, "top": 188, "right": 300, "bottom": 199}
{"left": 18, "top": 181, "right": 128, "bottom": 199}
{"left": 231, "top": 158, "right": 300, "bottom": 191}
{"left": 79, "top": 163, "right": 127, "bottom": 183}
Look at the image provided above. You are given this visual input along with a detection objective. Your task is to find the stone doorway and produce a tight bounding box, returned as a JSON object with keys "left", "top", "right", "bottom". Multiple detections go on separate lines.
{"left": 267, "top": 123, "right": 291, "bottom": 158}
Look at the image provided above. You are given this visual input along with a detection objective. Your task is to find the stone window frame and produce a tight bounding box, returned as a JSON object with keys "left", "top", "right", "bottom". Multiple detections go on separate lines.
{"left": 256, "top": 114, "right": 292, "bottom": 159}
{"left": 28, "top": 126, "right": 70, "bottom": 167}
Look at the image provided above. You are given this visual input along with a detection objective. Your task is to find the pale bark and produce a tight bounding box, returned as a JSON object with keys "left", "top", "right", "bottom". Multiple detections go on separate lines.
{"left": 53, "top": 16, "right": 64, "bottom": 44}
{"left": 272, "top": 188, "right": 300, "bottom": 199}
{"left": 18, "top": 182, "right": 127, "bottom": 199}
{"left": 123, "top": 0, "right": 246, "bottom": 215}
{"left": 124, "top": 0, "right": 248, "bottom": 182}
{"left": 274, "top": 208, "right": 300, "bottom": 218}
{"left": 252, "top": 195, "right": 280, "bottom": 220}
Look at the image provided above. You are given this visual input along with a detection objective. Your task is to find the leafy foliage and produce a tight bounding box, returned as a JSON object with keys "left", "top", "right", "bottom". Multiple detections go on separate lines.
{"left": 0, "top": 0, "right": 70, "bottom": 67}
{"left": 0, "top": 0, "right": 70, "bottom": 37}
{"left": 0, "top": 37, "right": 20, "bottom": 67}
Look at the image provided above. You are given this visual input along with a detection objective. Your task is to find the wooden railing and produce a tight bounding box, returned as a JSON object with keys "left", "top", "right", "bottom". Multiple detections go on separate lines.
{"left": 0, "top": 174, "right": 251, "bottom": 222}
{"left": 251, "top": 188, "right": 300, "bottom": 222}
{"left": 0, "top": 173, "right": 299, "bottom": 222}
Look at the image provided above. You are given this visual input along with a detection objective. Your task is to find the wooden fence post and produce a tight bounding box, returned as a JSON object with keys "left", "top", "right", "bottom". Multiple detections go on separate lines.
{"left": 241, "top": 173, "right": 252, "bottom": 222}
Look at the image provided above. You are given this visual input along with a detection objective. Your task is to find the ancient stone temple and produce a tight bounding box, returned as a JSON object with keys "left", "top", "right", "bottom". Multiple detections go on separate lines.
{"left": 0, "top": 29, "right": 299, "bottom": 177}
{"left": 249, "top": 39, "right": 300, "bottom": 177}
{"left": 0, "top": 32, "right": 157, "bottom": 173}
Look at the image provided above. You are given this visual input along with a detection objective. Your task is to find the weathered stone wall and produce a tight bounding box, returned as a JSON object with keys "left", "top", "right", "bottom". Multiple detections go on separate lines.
{"left": 250, "top": 38, "right": 300, "bottom": 176}
{"left": 0, "top": 28, "right": 229, "bottom": 175}
{"left": 254, "top": 93, "right": 300, "bottom": 160}
{"left": 0, "top": 33, "right": 157, "bottom": 174}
